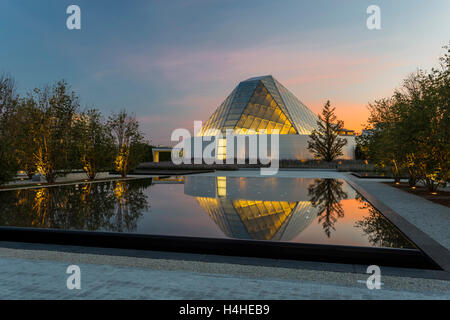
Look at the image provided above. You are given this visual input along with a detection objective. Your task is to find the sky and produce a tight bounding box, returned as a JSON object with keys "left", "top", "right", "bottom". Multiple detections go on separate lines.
{"left": 1, "top": 0, "right": 449, "bottom": 145}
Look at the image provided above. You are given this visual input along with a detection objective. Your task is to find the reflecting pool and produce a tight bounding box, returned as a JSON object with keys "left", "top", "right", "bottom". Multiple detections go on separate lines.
{"left": 0, "top": 176, "right": 416, "bottom": 249}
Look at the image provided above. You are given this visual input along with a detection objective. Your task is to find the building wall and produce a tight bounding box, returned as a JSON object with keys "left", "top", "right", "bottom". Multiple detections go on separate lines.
{"left": 183, "top": 134, "right": 356, "bottom": 162}
{"left": 277, "top": 134, "right": 356, "bottom": 160}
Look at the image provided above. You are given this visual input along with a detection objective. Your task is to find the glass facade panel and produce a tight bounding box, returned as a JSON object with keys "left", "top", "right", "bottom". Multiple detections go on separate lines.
{"left": 233, "top": 82, "right": 297, "bottom": 135}
{"left": 273, "top": 78, "right": 319, "bottom": 135}
{"left": 198, "top": 75, "right": 320, "bottom": 137}
{"left": 222, "top": 79, "right": 259, "bottom": 131}
{"left": 199, "top": 88, "right": 236, "bottom": 136}
{"left": 257, "top": 119, "right": 268, "bottom": 131}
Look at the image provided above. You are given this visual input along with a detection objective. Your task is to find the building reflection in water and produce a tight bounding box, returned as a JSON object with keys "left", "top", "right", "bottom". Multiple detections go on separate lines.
{"left": 0, "top": 179, "right": 152, "bottom": 232}
{"left": 187, "top": 176, "right": 415, "bottom": 248}
{"left": 197, "top": 196, "right": 317, "bottom": 241}
{"left": 191, "top": 176, "right": 321, "bottom": 241}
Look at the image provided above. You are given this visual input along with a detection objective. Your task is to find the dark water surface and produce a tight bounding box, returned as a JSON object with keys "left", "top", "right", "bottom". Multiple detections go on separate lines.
{"left": 0, "top": 176, "right": 416, "bottom": 249}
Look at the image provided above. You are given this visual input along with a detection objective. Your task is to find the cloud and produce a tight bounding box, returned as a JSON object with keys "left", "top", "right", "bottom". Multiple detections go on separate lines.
{"left": 121, "top": 43, "right": 382, "bottom": 88}
{"left": 105, "top": 40, "right": 407, "bottom": 143}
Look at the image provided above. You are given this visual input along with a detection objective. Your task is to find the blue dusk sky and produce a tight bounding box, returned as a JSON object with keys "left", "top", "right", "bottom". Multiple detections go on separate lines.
{"left": 1, "top": 0, "right": 449, "bottom": 144}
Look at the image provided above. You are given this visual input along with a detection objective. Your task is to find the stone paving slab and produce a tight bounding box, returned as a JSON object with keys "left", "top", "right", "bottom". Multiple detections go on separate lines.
{"left": 0, "top": 243, "right": 449, "bottom": 299}
{"left": 0, "top": 257, "right": 449, "bottom": 300}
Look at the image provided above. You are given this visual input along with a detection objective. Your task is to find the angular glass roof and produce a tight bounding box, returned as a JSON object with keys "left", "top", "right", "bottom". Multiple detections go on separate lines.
{"left": 199, "top": 75, "right": 318, "bottom": 136}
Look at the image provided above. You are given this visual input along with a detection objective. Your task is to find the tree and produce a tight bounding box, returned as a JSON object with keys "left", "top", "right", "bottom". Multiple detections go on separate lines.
{"left": 30, "top": 80, "right": 80, "bottom": 183}
{"left": 73, "top": 109, "right": 115, "bottom": 180}
{"left": 11, "top": 98, "right": 38, "bottom": 178}
{"left": 108, "top": 110, "right": 145, "bottom": 178}
{"left": 361, "top": 43, "right": 450, "bottom": 190}
{"left": 133, "top": 141, "right": 154, "bottom": 162}
{"left": 0, "top": 74, "right": 19, "bottom": 184}
{"left": 361, "top": 97, "right": 405, "bottom": 182}
{"left": 415, "top": 44, "right": 450, "bottom": 191}
{"left": 307, "top": 100, "right": 347, "bottom": 161}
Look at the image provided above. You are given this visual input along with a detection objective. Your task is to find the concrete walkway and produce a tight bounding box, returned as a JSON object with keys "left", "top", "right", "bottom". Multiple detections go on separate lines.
{"left": 0, "top": 244, "right": 449, "bottom": 300}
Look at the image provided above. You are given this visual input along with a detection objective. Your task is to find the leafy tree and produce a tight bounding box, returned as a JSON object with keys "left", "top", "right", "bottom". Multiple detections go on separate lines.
{"left": 11, "top": 98, "right": 38, "bottom": 178}
{"left": 30, "top": 80, "right": 80, "bottom": 183}
{"left": 73, "top": 109, "right": 115, "bottom": 180}
{"left": 416, "top": 45, "right": 450, "bottom": 190}
{"left": 0, "top": 74, "right": 19, "bottom": 184}
{"left": 132, "top": 141, "right": 154, "bottom": 162}
{"left": 362, "top": 43, "right": 449, "bottom": 191}
{"left": 360, "top": 97, "right": 405, "bottom": 182}
{"left": 108, "top": 110, "right": 145, "bottom": 177}
{"left": 307, "top": 100, "right": 348, "bottom": 161}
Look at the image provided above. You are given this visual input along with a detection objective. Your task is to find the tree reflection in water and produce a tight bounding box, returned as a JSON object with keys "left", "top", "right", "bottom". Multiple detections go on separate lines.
{"left": 354, "top": 195, "right": 414, "bottom": 248}
{"left": 112, "top": 180, "right": 151, "bottom": 232}
{"left": 307, "top": 179, "right": 348, "bottom": 237}
{"left": 0, "top": 178, "right": 152, "bottom": 233}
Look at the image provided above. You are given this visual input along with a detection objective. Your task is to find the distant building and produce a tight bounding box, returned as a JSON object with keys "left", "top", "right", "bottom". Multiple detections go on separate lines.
{"left": 186, "top": 75, "right": 356, "bottom": 161}
{"left": 152, "top": 146, "right": 173, "bottom": 162}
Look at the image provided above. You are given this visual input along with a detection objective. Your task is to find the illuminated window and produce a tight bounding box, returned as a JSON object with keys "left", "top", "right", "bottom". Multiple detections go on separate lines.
{"left": 216, "top": 176, "right": 226, "bottom": 197}
{"left": 216, "top": 137, "right": 227, "bottom": 161}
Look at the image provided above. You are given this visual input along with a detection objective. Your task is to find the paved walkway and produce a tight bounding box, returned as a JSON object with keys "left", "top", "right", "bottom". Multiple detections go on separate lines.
{"left": 0, "top": 247, "right": 449, "bottom": 300}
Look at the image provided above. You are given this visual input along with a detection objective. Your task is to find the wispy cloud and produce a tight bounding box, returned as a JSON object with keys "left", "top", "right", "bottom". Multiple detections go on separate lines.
{"left": 120, "top": 41, "right": 409, "bottom": 142}
{"left": 120, "top": 43, "right": 382, "bottom": 86}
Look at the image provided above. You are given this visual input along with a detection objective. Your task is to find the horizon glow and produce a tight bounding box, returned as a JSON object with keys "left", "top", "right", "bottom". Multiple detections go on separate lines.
{"left": 1, "top": 0, "right": 449, "bottom": 144}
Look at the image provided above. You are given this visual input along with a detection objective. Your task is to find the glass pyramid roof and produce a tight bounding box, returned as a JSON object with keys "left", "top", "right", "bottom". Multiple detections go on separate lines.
{"left": 199, "top": 75, "right": 318, "bottom": 136}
